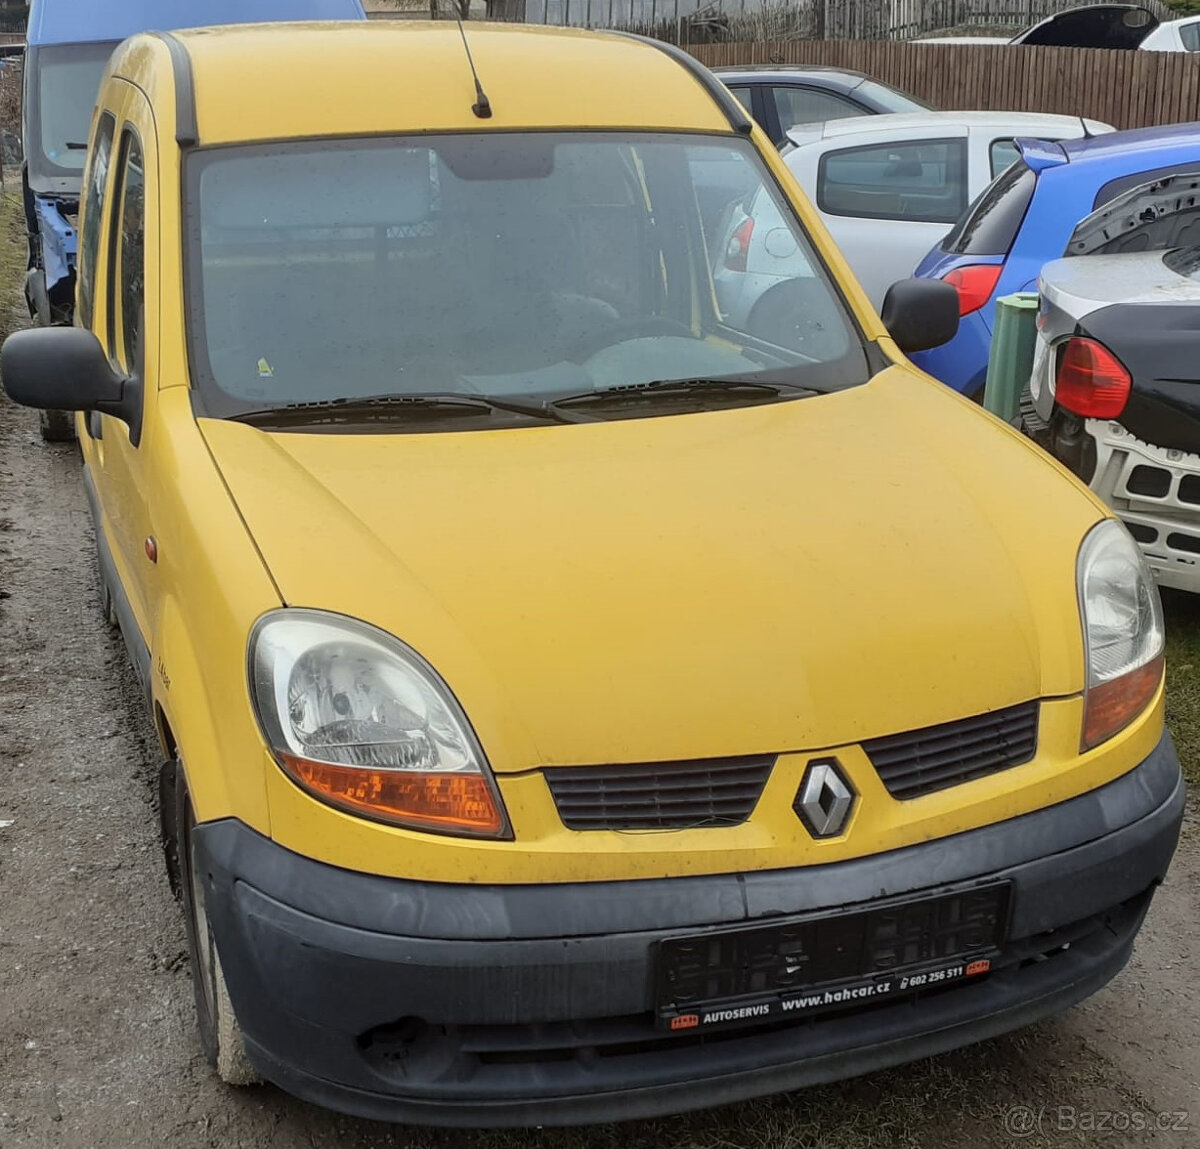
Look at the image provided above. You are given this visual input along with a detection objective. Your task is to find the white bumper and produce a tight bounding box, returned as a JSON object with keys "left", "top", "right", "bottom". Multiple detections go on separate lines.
{"left": 1086, "top": 419, "right": 1200, "bottom": 595}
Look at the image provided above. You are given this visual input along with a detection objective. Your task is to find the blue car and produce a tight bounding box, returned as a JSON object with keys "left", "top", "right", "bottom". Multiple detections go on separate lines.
{"left": 911, "top": 123, "right": 1200, "bottom": 396}
{"left": 23, "top": 0, "right": 367, "bottom": 439}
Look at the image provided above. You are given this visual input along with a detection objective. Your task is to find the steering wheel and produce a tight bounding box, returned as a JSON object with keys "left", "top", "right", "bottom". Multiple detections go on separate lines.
{"left": 566, "top": 316, "right": 694, "bottom": 362}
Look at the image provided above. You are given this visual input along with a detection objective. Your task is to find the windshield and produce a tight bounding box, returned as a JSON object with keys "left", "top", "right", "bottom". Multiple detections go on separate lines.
{"left": 186, "top": 132, "right": 868, "bottom": 426}
{"left": 36, "top": 43, "right": 117, "bottom": 174}
{"left": 852, "top": 78, "right": 929, "bottom": 114}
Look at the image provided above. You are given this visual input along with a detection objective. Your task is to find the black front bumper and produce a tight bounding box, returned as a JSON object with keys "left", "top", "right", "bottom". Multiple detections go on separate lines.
{"left": 196, "top": 734, "right": 1184, "bottom": 1127}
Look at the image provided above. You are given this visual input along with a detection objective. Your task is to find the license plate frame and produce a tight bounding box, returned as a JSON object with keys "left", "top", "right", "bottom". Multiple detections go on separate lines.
{"left": 655, "top": 882, "right": 1010, "bottom": 1033}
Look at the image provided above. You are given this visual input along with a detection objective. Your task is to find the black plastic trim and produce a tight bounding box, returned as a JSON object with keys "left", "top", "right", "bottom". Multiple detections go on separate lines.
{"left": 148, "top": 32, "right": 198, "bottom": 147}
{"left": 615, "top": 34, "right": 753, "bottom": 135}
{"left": 82, "top": 464, "right": 151, "bottom": 698}
{"left": 241, "top": 908, "right": 1145, "bottom": 1127}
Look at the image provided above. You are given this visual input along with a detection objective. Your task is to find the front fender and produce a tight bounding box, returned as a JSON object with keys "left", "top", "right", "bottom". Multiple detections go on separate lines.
{"left": 152, "top": 592, "right": 272, "bottom": 831}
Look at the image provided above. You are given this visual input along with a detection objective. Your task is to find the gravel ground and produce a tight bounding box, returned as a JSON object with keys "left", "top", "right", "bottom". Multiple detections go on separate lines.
{"left": 0, "top": 196, "right": 1197, "bottom": 1148}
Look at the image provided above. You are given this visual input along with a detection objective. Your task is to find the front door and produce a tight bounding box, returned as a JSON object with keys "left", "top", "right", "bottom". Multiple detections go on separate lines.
{"left": 78, "top": 80, "right": 159, "bottom": 689}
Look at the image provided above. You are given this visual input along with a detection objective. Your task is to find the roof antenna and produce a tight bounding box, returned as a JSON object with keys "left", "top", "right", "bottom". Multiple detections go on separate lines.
{"left": 456, "top": 18, "right": 492, "bottom": 120}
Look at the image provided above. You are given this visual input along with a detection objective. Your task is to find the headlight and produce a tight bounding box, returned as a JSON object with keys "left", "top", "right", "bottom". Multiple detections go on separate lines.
{"left": 249, "top": 610, "right": 510, "bottom": 838}
{"left": 1076, "top": 519, "right": 1165, "bottom": 750}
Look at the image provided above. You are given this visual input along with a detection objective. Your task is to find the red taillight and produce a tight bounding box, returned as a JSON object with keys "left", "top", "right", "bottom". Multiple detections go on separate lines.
{"left": 724, "top": 216, "right": 755, "bottom": 273}
{"left": 943, "top": 264, "right": 1002, "bottom": 316}
{"left": 1055, "top": 336, "right": 1131, "bottom": 419}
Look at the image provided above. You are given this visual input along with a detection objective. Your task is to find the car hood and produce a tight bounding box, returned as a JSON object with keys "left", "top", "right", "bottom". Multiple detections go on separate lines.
{"left": 1066, "top": 170, "right": 1200, "bottom": 257}
{"left": 1012, "top": 3, "right": 1158, "bottom": 47}
{"left": 200, "top": 369, "right": 1101, "bottom": 772}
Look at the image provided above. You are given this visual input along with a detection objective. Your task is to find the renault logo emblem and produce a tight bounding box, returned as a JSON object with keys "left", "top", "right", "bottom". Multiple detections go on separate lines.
{"left": 794, "top": 759, "right": 856, "bottom": 839}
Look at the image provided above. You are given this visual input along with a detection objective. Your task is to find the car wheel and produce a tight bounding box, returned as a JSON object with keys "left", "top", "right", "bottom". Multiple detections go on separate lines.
{"left": 178, "top": 786, "right": 260, "bottom": 1086}
{"left": 39, "top": 408, "right": 75, "bottom": 443}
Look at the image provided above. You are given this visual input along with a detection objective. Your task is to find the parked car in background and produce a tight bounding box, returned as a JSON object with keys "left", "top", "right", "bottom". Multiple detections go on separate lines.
{"left": 1, "top": 20, "right": 1184, "bottom": 1126}
{"left": 1140, "top": 14, "right": 1200, "bottom": 50}
{"left": 713, "top": 65, "right": 930, "bottom": 147}
{"left": 22, "top": 0, "right": 367, "bottom": 439}
{"left": 714, "top": 111, "right": 1110, "bottom": 320}
{"left": 912, "top": 35, "right": 1014, "bottom": 44}
{"left": 916, "top": 4, "right": 1160, "bottom": 48}
{"left": 1009, "top": 4, "right": 1158, "bottom": 48}
{"left": 913, "top": 123, "right": 1200, "bottom": 396}
{"left": 1025, "top": 174, "right": 1200, "bottom": 591}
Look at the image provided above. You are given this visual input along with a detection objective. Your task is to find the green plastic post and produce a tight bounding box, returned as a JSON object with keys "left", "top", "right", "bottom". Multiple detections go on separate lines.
{"left": 983, "top": 292, "right": 1040, "bottom": 423}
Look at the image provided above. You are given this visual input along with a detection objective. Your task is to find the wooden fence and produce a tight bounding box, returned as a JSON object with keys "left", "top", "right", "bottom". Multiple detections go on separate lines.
{"left": 689, "top": 40, "right": 1200, "bottom": 129}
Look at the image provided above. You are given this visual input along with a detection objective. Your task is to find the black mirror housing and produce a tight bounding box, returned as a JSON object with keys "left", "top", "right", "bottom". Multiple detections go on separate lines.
{"left": 2, "top": 327, "right": 141, "bottom": 441}
{"left": 880, "top": 278, "right": 960, "bottom": 354}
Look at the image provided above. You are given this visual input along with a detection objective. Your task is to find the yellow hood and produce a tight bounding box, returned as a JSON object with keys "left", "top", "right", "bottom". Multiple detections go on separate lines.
{"left": 200, "top": 369, "right": 1102, "bottom": 773}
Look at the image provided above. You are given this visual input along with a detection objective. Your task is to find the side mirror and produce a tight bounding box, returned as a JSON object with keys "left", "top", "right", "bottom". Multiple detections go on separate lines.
{"left": 880, "top": 278, "right": 960, "bottom": 354}
{"left": 1, "top": 327, "right": 142, "bottom": 442}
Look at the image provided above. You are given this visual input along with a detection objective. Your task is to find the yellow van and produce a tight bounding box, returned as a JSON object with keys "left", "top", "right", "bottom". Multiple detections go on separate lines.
{"left": 1, "top": 22, "right": 1183, "bottom": 1126}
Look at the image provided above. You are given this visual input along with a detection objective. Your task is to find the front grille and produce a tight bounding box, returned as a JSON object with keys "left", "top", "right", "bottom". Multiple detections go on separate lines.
{"left": 863, "top": 701, "right": 1039, "bottom": 800}
{"left": 1127, "top": 521, "right": 1159, "bottom": 544}
{"left": 1127, "top": 464, "right": 1172, "bottom": 498}
{"left": 544, "top": 756, "right": 774, "bottom": 830}
{"left": 1179, "top": 474, "right": 1200, "bottom": 505}
{"left": 1167, "top": 531, "right": 1200, "bottom": 555}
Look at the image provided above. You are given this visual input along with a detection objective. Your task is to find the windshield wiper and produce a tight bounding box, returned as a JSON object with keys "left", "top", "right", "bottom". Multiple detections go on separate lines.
{"left": 228, "top": 392, "right": 587, "bottom": 428}
{"left": 547, "top": 377, "right": 819, "bottom": 413}
{"left": 65, "top": 141, "right": 89, "bottom": 151}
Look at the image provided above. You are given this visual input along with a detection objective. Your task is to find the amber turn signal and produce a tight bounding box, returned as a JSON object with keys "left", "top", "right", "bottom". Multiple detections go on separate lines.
{"left": 1082, "top": 653, "right": 1164, "bottom": 752}
{"left": 281, "top": 754, "right": 507, "bottom": 836}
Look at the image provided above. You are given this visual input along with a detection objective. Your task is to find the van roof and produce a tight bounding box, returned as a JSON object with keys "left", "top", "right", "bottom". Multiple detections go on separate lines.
{"left": 27, "top": 0, "right": 365, "bottom": 48}
{"left": 119, "top": 23, "right": 735, "bottom": 142}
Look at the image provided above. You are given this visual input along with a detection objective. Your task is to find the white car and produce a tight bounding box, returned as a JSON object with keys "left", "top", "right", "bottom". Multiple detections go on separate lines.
{"left": 916, "top": 4, "right": 1158, "bottom": 48}
{"left": 1140, "top": 15, "right": 1200, "bottom": 50}
{"left": 713, "top": 111, "right": 1113, "bottom": 320}
{"left": 918, "top": 5, "right": 1200, "bottom": 51}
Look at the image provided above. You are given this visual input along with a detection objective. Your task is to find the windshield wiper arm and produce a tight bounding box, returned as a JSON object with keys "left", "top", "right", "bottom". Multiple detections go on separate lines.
{"left": 229, "top": 391, "right": 585, "bottom": 427}
{"left": 547, "top": 377, "right": 818, "bottom": 412}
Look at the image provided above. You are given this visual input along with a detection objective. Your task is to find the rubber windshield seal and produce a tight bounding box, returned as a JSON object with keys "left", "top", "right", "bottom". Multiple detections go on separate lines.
{"left": 147, "top": 31, "right": 198, "bottom": 147}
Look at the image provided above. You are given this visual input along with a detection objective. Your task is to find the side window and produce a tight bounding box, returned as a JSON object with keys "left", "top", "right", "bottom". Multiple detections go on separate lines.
{"left": 727, "top": 86, "right": 754, "bottom": 115}
{"left": 1181, "top": 21, "right": 1200, "bottom": 50}
{"left": 772, "top": 87, "right": 863, "bottom": 131}
{"left": 76, "top": 112, "right": 115, "bottom": 331}
{"left": 941, "top": 161, "right": 1035, "bottom": 257}
{"left": 817, "top": 138, "right": 967, "bottom": 224}
{"left": 109, "top": 129, "right": 145, "bottom": 374}
{"left": 989, "top": 138, "right": 1021, "bottom": 179}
